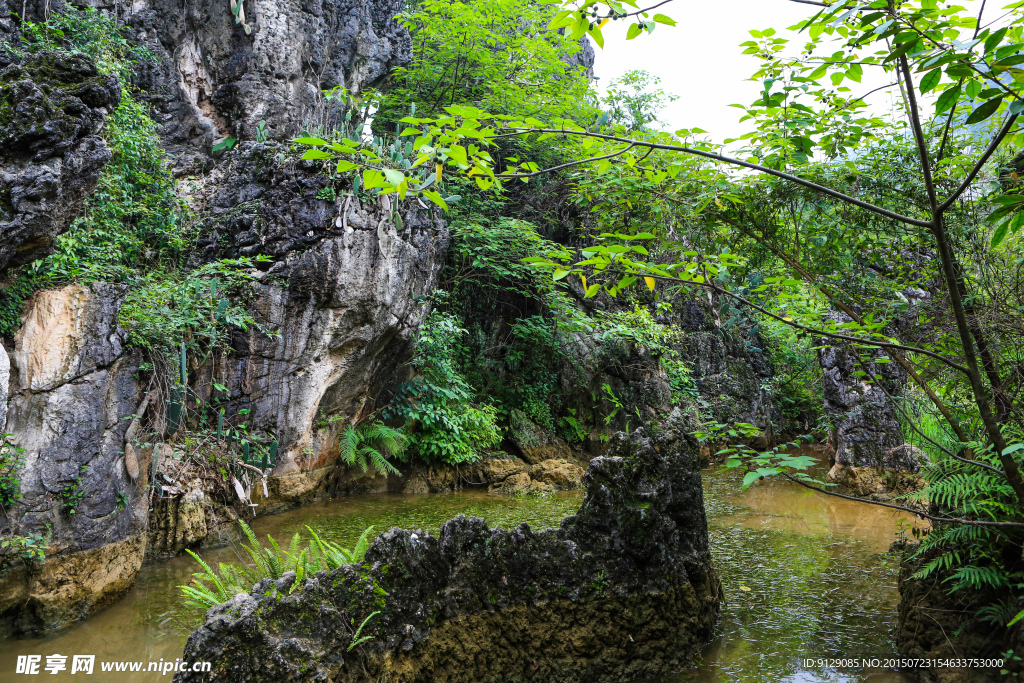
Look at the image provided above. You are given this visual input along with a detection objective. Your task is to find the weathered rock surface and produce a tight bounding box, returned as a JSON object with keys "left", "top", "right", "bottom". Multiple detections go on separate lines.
{"left": 530, "top": 458, "right": 585, "bottom": 489}
{"left": 0, "top": 48, "right": 120, "bottom": 270}
{"left": 0, "top": 533, "right": 145, "bottom": 639}
{"left": 672, "top": 292, "right": 781, "bottom": 435}
{"left": 147, "top": 482, "right": 244, "bottom": 560}
{"left": 825, "top": 462, "right": 925, "bottom": 503}
{"left": 176, "top": 411, "right": 720, "bottom": 682}
{"left": 0, "top": 283, "right": 148, "bottom": 636}
{"left": 818, "top": 316, "right": 907, "bottom": 468}
{"left": 183, "top": 143, "right": 448, "bottom": 477}
{"left": 124, "top": 0, "right": 412, "bottom": 173}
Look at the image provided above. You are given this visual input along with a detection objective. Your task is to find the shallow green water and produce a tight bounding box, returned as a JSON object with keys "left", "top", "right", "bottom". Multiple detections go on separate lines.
{"left": 0, "top": 466, "right": 919, "bottom": 682}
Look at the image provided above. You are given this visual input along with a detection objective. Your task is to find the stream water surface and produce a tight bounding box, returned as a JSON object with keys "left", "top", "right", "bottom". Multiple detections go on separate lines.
{"left": 0, "top": 464, "right": 918, "bottom": 682}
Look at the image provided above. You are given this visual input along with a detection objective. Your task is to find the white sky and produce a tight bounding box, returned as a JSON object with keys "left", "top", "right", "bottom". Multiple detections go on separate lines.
{"left": 589, "top": 0, "right": 944, "bottom": 143}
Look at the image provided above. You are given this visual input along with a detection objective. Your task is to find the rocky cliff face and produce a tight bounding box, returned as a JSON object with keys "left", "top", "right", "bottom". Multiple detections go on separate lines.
{"left": 0, "top": 283, "right": 148, "bottom": 637}
{"left": 818, "top": 327, "right": 907, "bottom": 470}
{"left": 123, "top": 0, "right": 412, "bottom": 173}
{"left": 0, "top": 47, "right": 120, "bottom": 271}
{"left": 176, "top": 410, "right": 719, "bottom": 683}
{"left": 187, "top": 142, "right": 448, "bottom": 481}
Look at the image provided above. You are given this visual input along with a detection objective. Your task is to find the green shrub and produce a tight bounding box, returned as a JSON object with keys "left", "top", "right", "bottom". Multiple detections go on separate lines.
{"left": 41, "top": 93, "right": 188, "bottom": 284}
{"left": 339, "top": 422, "right": 409, "bottom": 476}
{"left": 0, "top": 435, "right": 24, "bottom": 508}
{"left": 383, "top": 311, "right": 501, "bottom": 464}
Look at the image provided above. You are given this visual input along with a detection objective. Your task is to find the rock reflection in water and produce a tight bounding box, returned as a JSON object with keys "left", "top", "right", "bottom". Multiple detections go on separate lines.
{"left": 677, "top": 458, "right": 923, "bottom": 683}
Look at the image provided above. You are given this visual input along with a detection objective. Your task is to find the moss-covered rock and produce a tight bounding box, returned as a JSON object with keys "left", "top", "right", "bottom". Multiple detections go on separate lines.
{"left": 175, "top": 410, "right": 720, "bottom": 682}
{"left": 0, "top": 49, "right": 120, "bottom": 272}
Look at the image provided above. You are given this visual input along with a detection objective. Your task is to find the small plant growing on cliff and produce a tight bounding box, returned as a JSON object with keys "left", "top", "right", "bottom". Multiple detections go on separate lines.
{"left": 57, "top": 466, "right": 89, "bottom": 516}
{"left": 339, "top": 422, "right": 408, "bottom": 476}
{"left": 0, "top": 530, "right": 47, "bottom": 576}
{"left": 0, "top": 435, "right": 25, "bottom": 508}
{"left": 346, "top": 611, "right": 381, "bottom": 651}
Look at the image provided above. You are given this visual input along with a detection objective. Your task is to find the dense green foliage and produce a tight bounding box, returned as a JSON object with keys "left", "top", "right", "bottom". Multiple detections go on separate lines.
{"left": 292, "top": 0, "right": 1024, "bottom": 643}
{"left": 384, "top": 310, "right": 502, "bottom": 464}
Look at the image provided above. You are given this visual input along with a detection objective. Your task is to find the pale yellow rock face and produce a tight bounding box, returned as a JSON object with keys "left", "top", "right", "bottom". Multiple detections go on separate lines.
{"left": 12, "top": 285, "right": 93, "bottom": 392}
{"left": 530, "top": 459, "right": 586, "bottom": 489}
{"left": 0, "top": 534, "right": 145, "bottom": 637}
{"left": 479, "top": 458, "right": 526, "bottom": 482}
{"left": 826, "top": 462, "right": 925, "bottom": 502}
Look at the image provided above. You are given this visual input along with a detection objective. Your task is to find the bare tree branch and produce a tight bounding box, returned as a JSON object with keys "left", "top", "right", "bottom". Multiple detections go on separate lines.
{"left": 780, "top": 473, "right": 1024, "bottom": 527}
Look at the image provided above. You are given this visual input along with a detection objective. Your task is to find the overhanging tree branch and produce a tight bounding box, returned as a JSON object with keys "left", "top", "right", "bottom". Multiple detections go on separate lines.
{"left": 781, "top": 473, "right": 1024, "bottom": 527}
{"left": 938, "top": 113, "right": 1020, "bottom": 212}
{"left": 489, "top": 127, "right": 934, "bottom": 227}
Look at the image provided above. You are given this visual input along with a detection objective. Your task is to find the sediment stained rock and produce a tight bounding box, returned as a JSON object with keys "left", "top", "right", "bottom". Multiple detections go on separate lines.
{"left": 176, "top": 410, "right": 720, "bottom": 682}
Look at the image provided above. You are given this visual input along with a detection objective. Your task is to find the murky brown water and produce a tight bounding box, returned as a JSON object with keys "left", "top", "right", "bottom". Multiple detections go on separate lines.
{"left": 0, "top": 456, "right": 926, "bottom": 681}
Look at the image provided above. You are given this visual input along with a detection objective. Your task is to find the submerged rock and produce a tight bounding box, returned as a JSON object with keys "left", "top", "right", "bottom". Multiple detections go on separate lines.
{"left": 176, "top": 410, "right": 720, "bottom": 682}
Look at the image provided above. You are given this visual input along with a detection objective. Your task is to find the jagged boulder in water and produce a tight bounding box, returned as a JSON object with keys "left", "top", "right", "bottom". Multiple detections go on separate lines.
{"left": 176, "top": 410, "right": 720, "bottom": 683}
{"left": 0, "top": 48, "right": 120, "bottom": 272}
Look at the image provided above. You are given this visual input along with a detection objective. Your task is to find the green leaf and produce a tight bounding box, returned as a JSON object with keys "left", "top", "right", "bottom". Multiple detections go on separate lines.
{"left": 211, "top": 137, "right": 238, "bottom": 155}
{"left": 919, "top": 69, "right": 941, "bottom": 94}
{"left": 335, "top": 159, "right": 357, "bottom": 173}
{"left": 584, "top": 283, "right": 600, "bottom": 298}
{"left": 965, "top": 96, "right": 1003, "bottom": 124}
{"left": 293, "top": 137, "right": 329, "bottom": 146}
{"left": 935, "top": 84, "right": 962, "bottom": 114}
{"left": 741, "top": 471, "right": 762, "bottom": 489}
{"left": 301, "top": 149, "right": 333, "bottom": 160}
{"left": 1002, "top": 443, "right": 1024, "bottom": 456}
{"left": 588, "top": 27, "right": 604, "bottom": 49}
{"left": 991, "top": 218, "right": 1011, "bottom": 248}
{"left": 985, "top": 27, "right": 1008, "bottom": 54}
{"left": 626, "top": 23, "right": 642, "bottom": 40}
{"left": 422, "top": 190, "right": 448, "bottom": 211}
{"left": 652, "top": 13, "right": 676, "bottom": 26}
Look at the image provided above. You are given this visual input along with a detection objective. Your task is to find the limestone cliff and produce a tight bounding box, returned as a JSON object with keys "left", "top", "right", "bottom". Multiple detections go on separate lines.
{"left": 0, "top": 47, "right": 121, "bottom": 271}
{"left": 0, "top": 283, "right": 147, "bottom": 637}
{"left": 124, "top": 0, "right": 412, "bottom": 173}
{"left": 187, "top": 142, "right": 449, "bottom": 480}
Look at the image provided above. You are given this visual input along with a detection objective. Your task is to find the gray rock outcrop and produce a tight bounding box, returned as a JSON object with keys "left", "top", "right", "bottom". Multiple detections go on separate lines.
{"left": 0, "top": 282, "right": 148, "bottom": 636}
{"left": 176, "top": 410, "right": 720, "bottom": 682}
{"left": 0, "top": 48, "right": 121, "bottom": 271}
{"left": 188, "top": 143, "right": 448, "bottom": 479}
{"left": 124, "top": 0, "right": 412, "bottom": 173}
{"left": 818, "top": 314, "right": 907, "bottom": 469}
